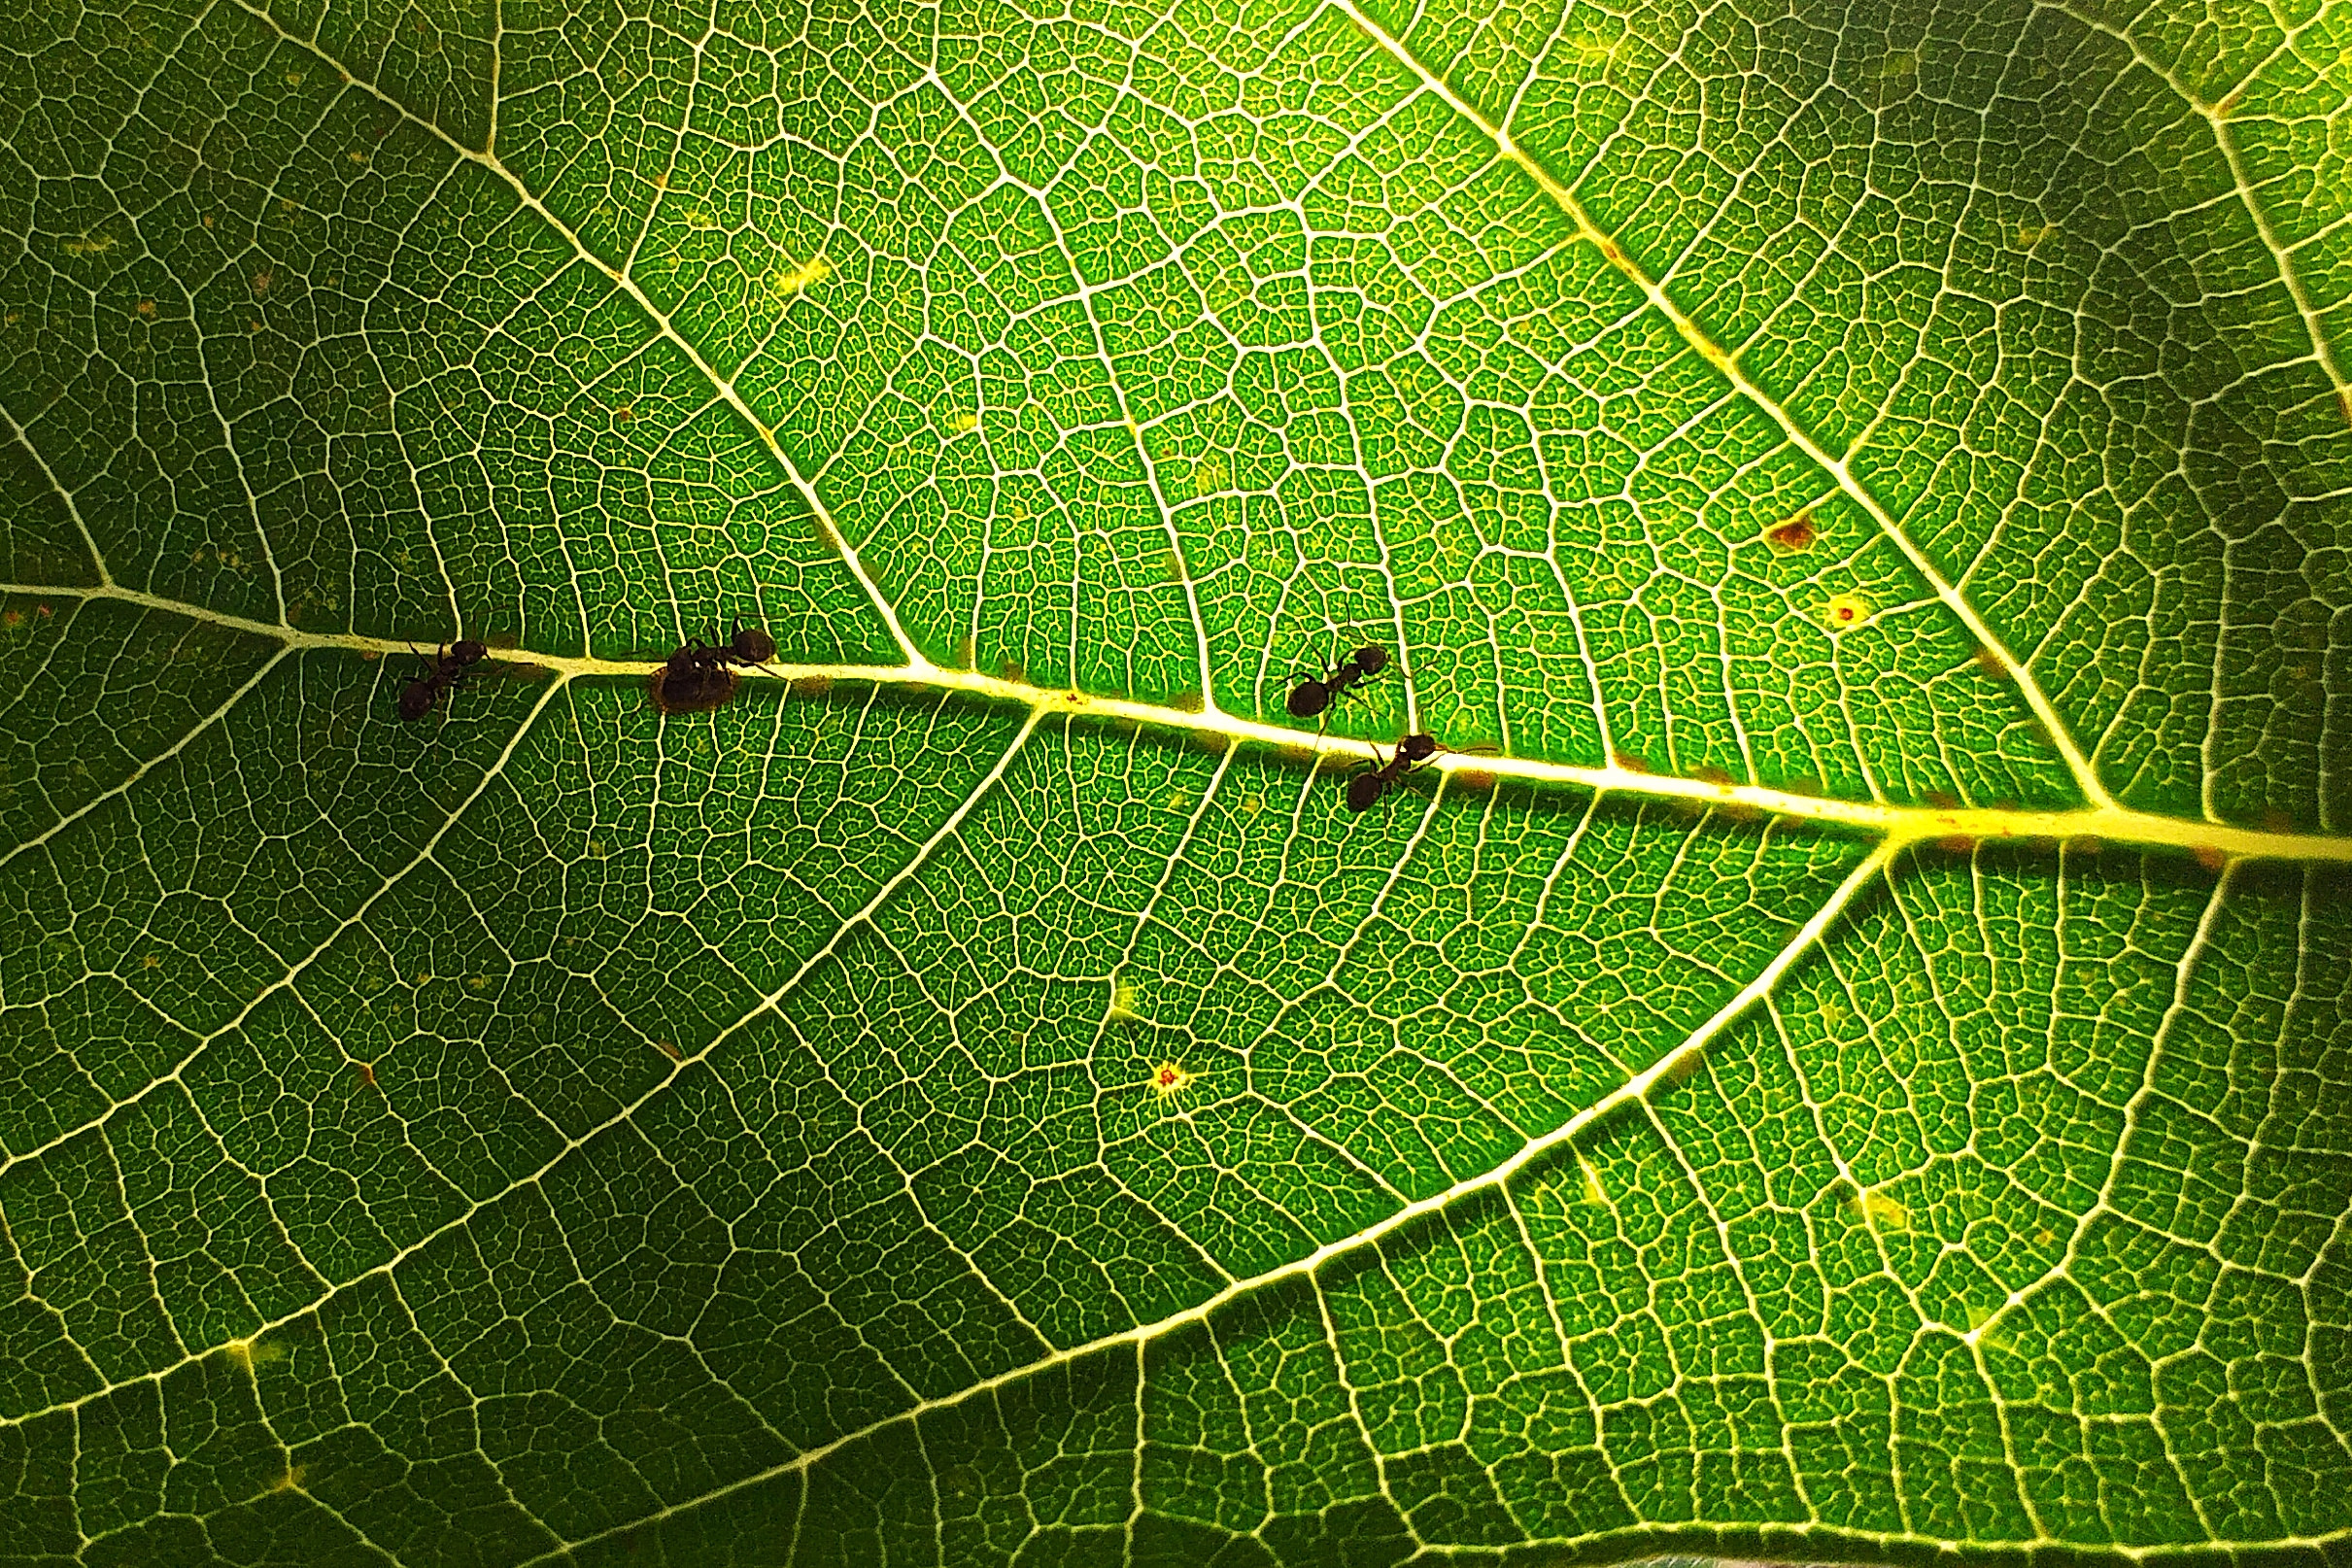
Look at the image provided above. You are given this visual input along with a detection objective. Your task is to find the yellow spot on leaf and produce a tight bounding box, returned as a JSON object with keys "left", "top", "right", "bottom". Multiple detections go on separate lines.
{"left": 1822, "top": 593, "right": 1872, "bottom": 631}
{"left": 222, "top": 1336, "right": 286, "bottom": 1371}
{"left": 1566, "top": 31, "right": 1622, "bottom": 65}
{"left": 1149, "top": 1060, "right": 1193, "bottom": 1098}
{"left": 945, "top": 409, "right": 978, "bottom": 433}
{"left": 769, "top": 256, "right": 832, "bottom": 299}
{"left": 1192, "top": 454, "right": 1228, "bottom": 494}
{"left": 1856, "top": 1189, "right": 1909, "bottom": 1233}
{"left": 1108, "top": 976, "right": 1140, "bottom": 1020}
{"left": 270, "top": 1465, "right": 307, "bottom": 1493}
{"left": 683, "top": 209, "right": 717, "bottom": 230}
{"left": 63, "top": 234, "right": 117, "bottom": 256}
{"left": 1579, "top": 1155, "right": 1608, "bottom": 1208}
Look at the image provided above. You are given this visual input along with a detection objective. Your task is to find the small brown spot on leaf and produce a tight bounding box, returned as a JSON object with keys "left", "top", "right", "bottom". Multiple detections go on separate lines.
{"left": 356, "top": 1062, "right": 377, "bottom": 1088}
{"left": 2192, "top": 844, "right": 2227, "bottom": 872}
{"left": 2262, "top": 806, "right": 2296, "bottom": 834}
{"left": 1975, "top": 644, "right": 2011, "bottom": 680}
{"left": 1691, "top": 765, "right": 1734, "bottom": 787}
{"left": 1763, "top": 512, "right": 1816, "bottom": 552}
{"left": 655, "top": 1040, "right": 681, "bottom": 1061}
{"left": 1611, "top": 748, "right": 1653, "bottom": 774}
{"left": 792, "top": 672, "right": 834, "bottom": 698}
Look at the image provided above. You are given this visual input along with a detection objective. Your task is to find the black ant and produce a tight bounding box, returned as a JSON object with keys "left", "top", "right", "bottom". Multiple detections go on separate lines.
{"left": 1346, "top": 732, "right": 1440, "bottom": 812}
{"left": 1287, "top": 645, "right": 1387, "bottom": 719}
{"left": 398, "top": 639, "right": 488, "bottom": 721}
{"left": 649, "top": 620, "right": 776, "bottom": 715}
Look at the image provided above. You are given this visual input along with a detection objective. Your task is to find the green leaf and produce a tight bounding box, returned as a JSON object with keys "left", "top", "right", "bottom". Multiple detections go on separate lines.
{"left": 1, "top": 0, "right": 2347, "bottom": 1558}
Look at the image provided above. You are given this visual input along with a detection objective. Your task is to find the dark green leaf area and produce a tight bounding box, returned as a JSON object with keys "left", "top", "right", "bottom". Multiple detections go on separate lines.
{"left": 0, "top": 647, "right": 528, "bottom": 1080}
{"left": 0, "top": 599, "right": 277, "bottom": 860}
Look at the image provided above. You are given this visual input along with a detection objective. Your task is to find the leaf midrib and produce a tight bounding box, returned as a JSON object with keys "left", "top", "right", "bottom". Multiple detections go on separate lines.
{"left": 8, "top": 583, "right": 2349, "bottom": 869}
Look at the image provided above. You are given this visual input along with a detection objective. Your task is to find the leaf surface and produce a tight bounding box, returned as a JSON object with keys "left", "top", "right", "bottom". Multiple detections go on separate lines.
{"left": 1, "top": 0, "right": 2348, "bottom": 1560}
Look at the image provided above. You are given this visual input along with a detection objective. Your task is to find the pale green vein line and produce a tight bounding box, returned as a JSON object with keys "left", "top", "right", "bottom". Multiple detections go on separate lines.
{"left": 977, "top": 114, "right": 1223, "bottom": 707}
{"left": 0, "top": 666, "right": 569, "bottom": 1181}
{"left": 222, "top": 0, "right": 930, "bottom": 675}
{"left": 1331, "top": 0, "right": 2118, "bottom": 812}
{"left": 2040, "top": 0, "right": 2351, "bottom": 449}
{"left": 0, "top": 398, "right": 113, "bottom": 586}
{"left": 0, "top": 632, "right": 292, "bottom": 879}
{"left": 514, "top": 838, "right": 1900, "bottom": 1566}
{"left": 1957, "top": 859, "right": 2240, "bottom": 1545}
{"left": 2038, "top": 0, "right": 2351, "bottom": 832}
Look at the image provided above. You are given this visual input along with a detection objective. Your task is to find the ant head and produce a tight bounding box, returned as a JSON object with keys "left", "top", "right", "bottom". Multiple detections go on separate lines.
{"left": 1352, "top": 646, "right": 1388, "bottom": 675}
{"left": 451, "top": 639, "right": 488, "bottom": 665}
{"left": 1398, "top": 733, "right": 1439, "bottom": 762}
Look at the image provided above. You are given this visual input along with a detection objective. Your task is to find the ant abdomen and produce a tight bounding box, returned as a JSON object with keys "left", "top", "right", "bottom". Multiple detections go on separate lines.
{"left": 1287, "top": 645, "right": 1387, "bottom": 720}
{"left": 398, "top": 638, "right": 491, "bottom": 722}
{"left": 648, "top": 618, "right": 776, "bottom": 715}
{"left": 1346, "top": 732, "right": 1439, "bottom": 811}
{"left": 731, "top": 624, "right": 776, "bottom": 666}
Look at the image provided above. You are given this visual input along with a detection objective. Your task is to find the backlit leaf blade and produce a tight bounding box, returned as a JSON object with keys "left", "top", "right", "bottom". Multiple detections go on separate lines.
{"left": 0, "top": 0, "right": 2345, "bottom": 1558}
